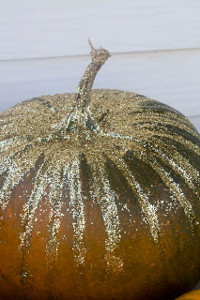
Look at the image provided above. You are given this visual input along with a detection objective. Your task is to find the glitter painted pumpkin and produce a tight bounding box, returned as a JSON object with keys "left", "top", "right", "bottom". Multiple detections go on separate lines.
{"left": 0, "top": 40, "right": 200, "bottom": 300}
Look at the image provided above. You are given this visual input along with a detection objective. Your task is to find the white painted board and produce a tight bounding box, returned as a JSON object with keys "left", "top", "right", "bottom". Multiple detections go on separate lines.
{"left": 1, "top": 49, "right": 200, "bottom": 115}
{"left": 1, "top": 0, "right": 200, "bottom": 60}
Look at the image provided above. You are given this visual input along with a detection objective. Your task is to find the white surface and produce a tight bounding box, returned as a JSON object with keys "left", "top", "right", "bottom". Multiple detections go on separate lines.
{"left": 0, "top": 49, "right": 200, "bottom": 117}
{"left": 0, "top": 0, "right": 200, "bottom": 60}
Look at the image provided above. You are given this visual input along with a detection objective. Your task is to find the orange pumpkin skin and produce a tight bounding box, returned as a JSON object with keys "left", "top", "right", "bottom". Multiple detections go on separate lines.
{"left": 0, "top": 89, "right": 200, "bottom": 300}
{"left": 176, "top": 289, "right": 200, "bottom": 299}
{"left": 0, "top": 41, "right": 200, "bottom": 299}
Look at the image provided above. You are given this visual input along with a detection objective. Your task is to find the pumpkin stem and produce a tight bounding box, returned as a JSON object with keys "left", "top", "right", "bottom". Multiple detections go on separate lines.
{"left": 75, "top": 39, "right": 111, "bottom": 109}
{"left": 66, "top": 40, "right": 111, "bottom": 132}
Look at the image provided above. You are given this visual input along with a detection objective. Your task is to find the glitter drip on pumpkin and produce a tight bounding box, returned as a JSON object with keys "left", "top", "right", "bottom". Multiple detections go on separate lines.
{"left": 45, "top": 166, "right": 65, "bottom": 263}
{"left": 0, "top": 149, "right": 38, "bottom": 210}
{"left": 19, "top": 160, "right": 50, "bottom": 249}
{"left": 90, "top": 165, "right": 123, "bottom": 272}
{"left": 67, "top": 159, "right": 86, "bottom": 266}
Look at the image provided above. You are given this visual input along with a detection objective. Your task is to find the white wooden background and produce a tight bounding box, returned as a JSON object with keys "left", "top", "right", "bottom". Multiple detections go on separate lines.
{"left": 0, "top": 0, "right": 200, "bottom": 132}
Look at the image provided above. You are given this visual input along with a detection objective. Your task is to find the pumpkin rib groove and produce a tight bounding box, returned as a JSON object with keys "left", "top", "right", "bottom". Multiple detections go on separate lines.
{"left": 104, "top": 157, "right": 144, "bottom": 233}
{"left": 130, "top": 112, "right": 198, "bottom": 136}
{"left": 104, "top": 156, "right": 137, "bottom": 205}
{"left": 157, "top": 136, "right": 200, "bottom": 170}
{"left": 131, "top": 112, "right": 196, "bottom": 132}
{"left": 0, "top": 138, "right": 47, "bottom": 189}
{"left": 151, "top": 136, "right": 200, "bottom": 183}
{"left": 100, "top": 128, "right": 199, "bottom": 162}
{"left": 144, "top": 128, "right": 198, "bottom": 154}
{"left": 78, "top": 155, "right": 108, "bottom": 280}
{"left": 151, "top": 131, "right": 199, "bottom": 154}
{"left": 132, "top": 121, "right": 199, "bottom": 141}
{"left": 111, "top": 150, "right": 178, "bottom": 296}
{"left": 146, "top": 141, "right": 199, "bottom": 191}
{"left": 145, "top": 140, "right": 200, "bottom": 191}
{"left": 0, "top": 136, "right": 40, "bottom": 162}
{"left": 139, "top": 99, "right": 184, "bottom": 115}
{"left": 165, "top": 125, "right": 200, "bottom": 146}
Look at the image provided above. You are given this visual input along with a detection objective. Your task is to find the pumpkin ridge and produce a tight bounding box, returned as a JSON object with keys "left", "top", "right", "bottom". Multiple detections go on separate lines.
{"left": 151, "top": 136, "right": 200, "bottom": 181}
{"left": 139, "top": 100, "right": 186, "bottom": 117}
{"left": 130, "top": 111, "right": 196, "bottom": 131}
{"left": 89, "top": 163, "right": 123, "bottom": 273}
{"left": 165, "top": 124, "right": 200, "bottom": 146}
{"left": 45, "top": 165, "right": 65, "bottom": 265}
{"left": 78, "top": 155, "right": 108, "bottom": 279}
{"left": 0, "top": 151, "right": 39, "bottom": 210}
{"left": 67, "top": 159, "right": 87, "bottom": 267}
{"left": 152, "top": 132, "right": 200, "bottom": 157}
{"left": 130, "top": 118, "right": 199, "bottom": 138}
{"left": 157, "top": 136, "right": 200, "bottom": 170}
{"left": 19, "top": 159, "right": 51, "bottom": 250}
{"left": 128, "top": 122, "right": 200, "bottom": 154}
{"left": 145, "top": 140, "right": 199, "bottom": 191}
{"left": 145, "top": 139, "right": 200, "bottom": 188}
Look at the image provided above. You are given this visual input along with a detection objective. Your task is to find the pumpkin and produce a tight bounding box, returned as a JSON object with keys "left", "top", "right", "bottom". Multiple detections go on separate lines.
{"left": 0, "top": 40, "right": 200, "bottom": 300}
{"left": 176, "top": 289, "right": 200, "bottom": 299}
